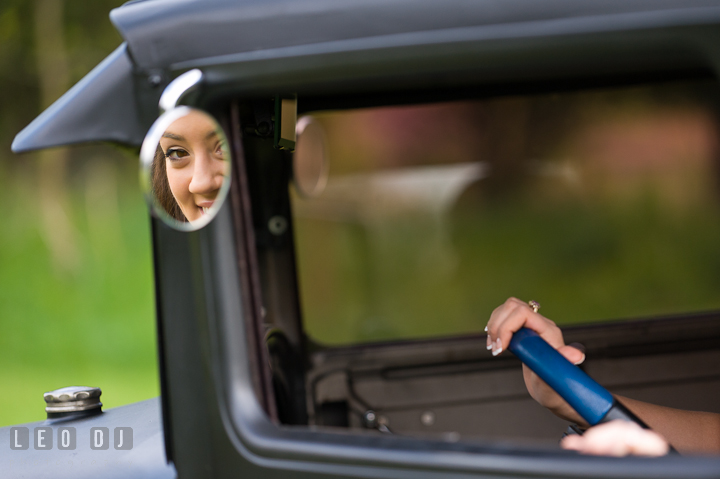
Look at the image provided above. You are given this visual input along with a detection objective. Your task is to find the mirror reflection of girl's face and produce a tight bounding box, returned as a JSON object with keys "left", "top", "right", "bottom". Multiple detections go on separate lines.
{"left": 159, "top": 112, "right": 227, "bottom": 222}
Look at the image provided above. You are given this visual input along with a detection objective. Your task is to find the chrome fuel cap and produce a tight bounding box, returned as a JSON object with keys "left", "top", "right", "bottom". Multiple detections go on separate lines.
{"left": 44, "top": 386, "right": 102, "bottom": 417}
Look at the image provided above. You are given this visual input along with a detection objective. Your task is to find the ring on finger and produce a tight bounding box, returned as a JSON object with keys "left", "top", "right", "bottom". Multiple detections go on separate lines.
{"left": 528, "top": 300, "right": 540, "bottom": 313}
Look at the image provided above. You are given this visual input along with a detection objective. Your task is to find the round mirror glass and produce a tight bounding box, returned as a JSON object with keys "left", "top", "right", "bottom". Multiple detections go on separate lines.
{"left": 140, "top": 107, "right": 231, "bottom": 230}
{"left": 293, "top": 116, "right": 329, "bottom": 198}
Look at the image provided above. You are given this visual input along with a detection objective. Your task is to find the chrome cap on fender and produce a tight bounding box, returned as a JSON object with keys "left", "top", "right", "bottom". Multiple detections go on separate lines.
{"left": 44, "top": 386, "right": 102, "bottom": 415}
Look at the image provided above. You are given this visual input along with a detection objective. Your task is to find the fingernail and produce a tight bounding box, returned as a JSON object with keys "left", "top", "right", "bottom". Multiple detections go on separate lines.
{"left": 486, "top": 334, "right": 492, "bottom": 350}
{"left": 484, "top": 326, "right": 488, "bottom": 332}
{"left": 492, "top": 338, "right": 503, "bottom": 356}
{"left": 574, "top": 353, "right": 586, "bottom": 366}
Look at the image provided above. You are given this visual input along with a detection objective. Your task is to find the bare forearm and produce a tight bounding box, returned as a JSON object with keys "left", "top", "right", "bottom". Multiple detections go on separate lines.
{"left": 545, "top": 393, "right": 720, "bottom": 454}
{"left": 614, "top": 396, "right": 720, "bottom": 454}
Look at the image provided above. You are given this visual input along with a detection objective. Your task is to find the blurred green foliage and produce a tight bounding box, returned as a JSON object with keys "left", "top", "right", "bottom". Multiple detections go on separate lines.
{"left": 295, "top": 86, "right": 720, "bottom": 345}
{"left": 297, "top": 191, "right": 720, "bottom": 345}
{"left": 0, "top": 0, "right": 157, "bottom": 427}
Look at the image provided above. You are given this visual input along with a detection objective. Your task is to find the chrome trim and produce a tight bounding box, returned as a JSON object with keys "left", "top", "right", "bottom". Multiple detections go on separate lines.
{"left": 158, "top": 69, "right": 203, "bottom": 114}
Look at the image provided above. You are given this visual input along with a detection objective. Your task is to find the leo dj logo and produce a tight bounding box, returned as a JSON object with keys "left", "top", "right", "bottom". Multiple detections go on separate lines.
{"left": 10, "top": 427, "right": 133, "bottom": 450}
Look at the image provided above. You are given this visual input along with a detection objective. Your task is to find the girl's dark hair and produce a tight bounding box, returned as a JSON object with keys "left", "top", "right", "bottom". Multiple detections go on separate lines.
{"left": 152, "top": 145, "right": 187, "bottom": 222}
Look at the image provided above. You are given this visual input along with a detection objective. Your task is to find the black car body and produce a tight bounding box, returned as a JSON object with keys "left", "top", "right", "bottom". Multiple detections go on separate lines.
{"left": 4, "top": 0, "right": 720, "bottom": 477}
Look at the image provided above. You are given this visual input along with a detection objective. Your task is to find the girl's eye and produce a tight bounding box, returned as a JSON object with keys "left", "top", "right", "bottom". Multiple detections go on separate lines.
{"left": 165, "top": 148, "right": 190, "bottom": 160}
{"left": 214, "top": 142, "right": 225, "bottom": 159}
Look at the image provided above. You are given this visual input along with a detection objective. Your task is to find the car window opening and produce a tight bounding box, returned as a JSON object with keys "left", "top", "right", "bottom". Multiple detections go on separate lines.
{"left": 251, "top": 78, "right": 720, "bottom": 451}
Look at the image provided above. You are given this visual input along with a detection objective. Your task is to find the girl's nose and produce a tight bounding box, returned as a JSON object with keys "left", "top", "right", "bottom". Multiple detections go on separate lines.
{"left": 188, "top": 151, "right": 224, "bottom": 195}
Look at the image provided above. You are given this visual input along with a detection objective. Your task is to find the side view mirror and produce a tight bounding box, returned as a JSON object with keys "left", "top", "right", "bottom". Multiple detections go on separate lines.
{"left": 140, "top": 106, "right": 232, "bottom": 231}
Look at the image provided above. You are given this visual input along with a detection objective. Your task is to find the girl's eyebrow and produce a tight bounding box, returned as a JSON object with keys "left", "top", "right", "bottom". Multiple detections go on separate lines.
{"left": 162, "top": 131, "right": 217, "bottom": 141}
{"left": 163, "top": 132, "right": 184, "bottom": 141}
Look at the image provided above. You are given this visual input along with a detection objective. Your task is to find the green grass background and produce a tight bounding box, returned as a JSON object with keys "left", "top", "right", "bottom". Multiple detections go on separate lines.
{"left": 0, "top": 0, "right": 155, "bottom": 427}
{"left": 297, "top": 186, "right": 720, "bottom": 346}
{"left": 0, "top": 148, "right": 158, "bottom": 427}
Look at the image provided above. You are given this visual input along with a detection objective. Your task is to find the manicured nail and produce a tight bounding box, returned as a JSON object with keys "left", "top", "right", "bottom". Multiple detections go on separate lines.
{"left": 574, "top": 353, "right": 586, "bottom": 366}
{"left": 486, "top": 334, "right": 492, "bottom": 350}
{"left": 492, "top": 338, "right": 503, "bottom": 356}
{"left": 484, "top": 326, "right": 488, "bottom": 332}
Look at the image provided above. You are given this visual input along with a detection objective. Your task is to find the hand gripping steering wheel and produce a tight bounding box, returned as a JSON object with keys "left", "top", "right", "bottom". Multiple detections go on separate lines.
{"left": 508, "top": 328, "right": 649, "bottom": 427}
